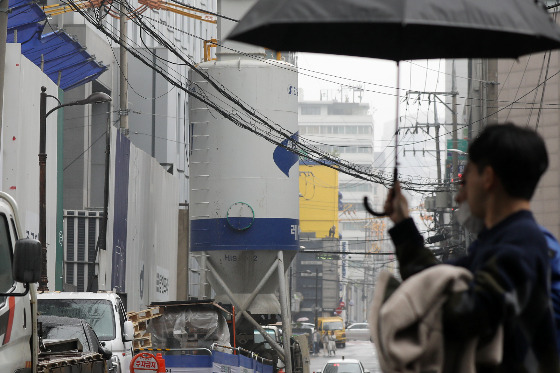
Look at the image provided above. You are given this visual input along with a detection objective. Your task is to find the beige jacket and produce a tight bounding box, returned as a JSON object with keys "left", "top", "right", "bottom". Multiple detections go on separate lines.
{"left": 368, "top": 265, "right": 502, "bottom": 373}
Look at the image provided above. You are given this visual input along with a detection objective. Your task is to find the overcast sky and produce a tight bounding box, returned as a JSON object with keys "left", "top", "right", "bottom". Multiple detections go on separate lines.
{"left": 296, "top": 53, "right": 448, "bottom": 146}
{"left": 296, "top": 53, "right": 453, "bottom": 210}
{"left": 297, "top": 53, "right": 448, "bottom": 179}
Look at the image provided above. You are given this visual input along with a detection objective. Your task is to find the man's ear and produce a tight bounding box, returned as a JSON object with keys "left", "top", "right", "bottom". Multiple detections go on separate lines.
{"left": 482, "top": 165, "right": 496, "bottom": 191}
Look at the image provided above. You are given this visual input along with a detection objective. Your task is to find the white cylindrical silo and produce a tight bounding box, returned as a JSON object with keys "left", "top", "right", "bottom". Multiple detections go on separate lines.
{"left": 189, "top": 58, "right": 299, "bottom": 314}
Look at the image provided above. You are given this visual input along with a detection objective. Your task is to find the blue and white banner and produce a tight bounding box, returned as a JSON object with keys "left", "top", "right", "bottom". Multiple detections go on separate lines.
{"left": 160, "top": 350, "right": 272, "bottom": 373}
{"left": 239, "top": 355, "right": 254, "bottom": 373}
{"left": 164, "top": 355, "right": 212, "bottom": 373}
{"left": 212, "top": 351, "right": 239, "bottom": 373}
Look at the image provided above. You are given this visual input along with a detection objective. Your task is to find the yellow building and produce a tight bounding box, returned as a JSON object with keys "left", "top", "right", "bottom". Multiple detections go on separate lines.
{"left": 299, "top": 161, "right": 339, "bottom": 238}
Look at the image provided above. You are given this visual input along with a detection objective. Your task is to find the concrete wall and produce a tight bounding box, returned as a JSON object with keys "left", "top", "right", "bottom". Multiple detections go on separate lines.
{"left": 124, "top": 47, "right": 171, "bottom": 162}
{"left": 116, "top": 47, "right": 189, "bottom": 206}
{"left": 56, "top": 23, "right": 114, "bottom": 210}
{"left": 62, "top": 82, "right": 112, "bottom": 210}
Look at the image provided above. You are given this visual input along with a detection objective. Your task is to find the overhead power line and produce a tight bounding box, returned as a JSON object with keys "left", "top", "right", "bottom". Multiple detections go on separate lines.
{"left": 61, "top": 0, "right": 558, "bottom": 194}
{"left": 166, "top": 0, "right": 239, "bottom": 22}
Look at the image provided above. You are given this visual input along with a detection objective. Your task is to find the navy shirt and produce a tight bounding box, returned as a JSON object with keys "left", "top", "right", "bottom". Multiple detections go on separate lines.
{"left": 389, "top": 210, "right": 559, "bottom": 372}
{"left": 540, "top": 226, "right": 560, "bottom": 353}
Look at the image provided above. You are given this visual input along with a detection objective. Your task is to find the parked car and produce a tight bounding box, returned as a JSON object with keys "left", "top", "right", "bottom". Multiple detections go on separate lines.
{"left": 345, "top": 323, "right": 371, "bottom": 341}
{"left": 37, "top": 292, "right": 134, "bottom": 373}
{"left": 319, "top": 358, "right": 370, "bottom": 373}
{"left": 39, "top": 315, "right": 113, "bottom": 360}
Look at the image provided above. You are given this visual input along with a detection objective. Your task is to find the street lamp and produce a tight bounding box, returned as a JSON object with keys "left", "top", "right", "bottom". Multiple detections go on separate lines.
{"left": 38, "top": 86, "right": 112, "bottom": 291}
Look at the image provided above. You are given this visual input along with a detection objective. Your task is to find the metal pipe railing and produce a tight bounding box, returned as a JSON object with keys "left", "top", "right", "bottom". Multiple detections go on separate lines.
{"left": 210, "top": 343, "right": 274, "bottom": 365}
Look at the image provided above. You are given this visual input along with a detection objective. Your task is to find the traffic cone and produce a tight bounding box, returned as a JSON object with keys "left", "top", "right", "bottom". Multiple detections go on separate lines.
{"left": 156, "top": 353, "right": 166, "bottom": 372}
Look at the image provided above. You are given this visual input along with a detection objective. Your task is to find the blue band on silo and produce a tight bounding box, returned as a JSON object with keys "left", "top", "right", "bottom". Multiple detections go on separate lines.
{"left": 191, "top": 218, "right": 300, "bottom": 251}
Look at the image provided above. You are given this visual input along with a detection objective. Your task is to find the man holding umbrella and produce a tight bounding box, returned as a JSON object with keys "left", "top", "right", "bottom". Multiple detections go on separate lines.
{"left": 384, "top": 123, "right": 559, "bottom": 371}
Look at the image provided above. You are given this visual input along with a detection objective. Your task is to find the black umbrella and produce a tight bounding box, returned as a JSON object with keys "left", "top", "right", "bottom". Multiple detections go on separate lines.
{"left": 227, "top": 0, "right": 560, "bottom": 214}
{"left": 228, "top": 0, "right": 560, "bottom": 60}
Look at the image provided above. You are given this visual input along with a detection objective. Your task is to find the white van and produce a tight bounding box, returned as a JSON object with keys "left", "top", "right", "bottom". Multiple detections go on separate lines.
{"left": 37, "top": 291, "right": 135, "bottom": 373}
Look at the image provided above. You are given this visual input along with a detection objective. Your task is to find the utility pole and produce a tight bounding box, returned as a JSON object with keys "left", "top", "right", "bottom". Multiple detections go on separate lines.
{"left": 119, "top": 1, "right": 129, "bottom": 135}
{"left": 433, "top": 100, "right": 442, "bottom": 184}
{"left": 449, "top": 60, "right": 459, "bottom": 260}
{"left": 433, "top": 101, "right": 445, "bottom": 240}
{"left": 314, "top": 267, "right": 319, "bottom": 327}
{"left": 451, "top": 60, "right": 458, "bottom": 184}
{"left": 486, "top": 58, "right": 499, "bottom": 125}
{"left": 402, "top": 86, "right": 460, "bottom": 250}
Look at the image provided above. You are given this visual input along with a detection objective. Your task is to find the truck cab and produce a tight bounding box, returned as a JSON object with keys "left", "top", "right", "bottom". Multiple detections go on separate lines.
{"left": 317, "top": 316, "right": 346, "bottom": 348}
{"left": 0, "top": 193, "right": 39, "bottom": 372}
{"left": 37, "top": 291, "right": 135, "bottom": 373}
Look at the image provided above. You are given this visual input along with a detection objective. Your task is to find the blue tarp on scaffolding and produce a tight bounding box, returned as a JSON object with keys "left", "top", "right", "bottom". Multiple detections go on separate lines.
{"left": 7, "top": 22, "right": 45, "bottom": 44}
{"left": 55, "top": 59, "right": 107, "bottom": 91}
{"left": 8, "top": 0, "right": 45, "bottom": 27}
{"left": 22, "top": 31, "right": 81, "bottom": 58}
{"left": 7, "top": 0, "right": 108, "bottom": 90}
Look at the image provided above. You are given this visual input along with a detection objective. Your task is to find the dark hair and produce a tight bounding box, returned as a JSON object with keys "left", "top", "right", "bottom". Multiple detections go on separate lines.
{"left": 468, "top": 123, "right": 548, "bottom": 200}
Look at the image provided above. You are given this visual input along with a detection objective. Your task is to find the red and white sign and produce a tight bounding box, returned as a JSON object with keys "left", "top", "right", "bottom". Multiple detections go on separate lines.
{"left": 130, "top": 353, "right": 159, "bottom": 373}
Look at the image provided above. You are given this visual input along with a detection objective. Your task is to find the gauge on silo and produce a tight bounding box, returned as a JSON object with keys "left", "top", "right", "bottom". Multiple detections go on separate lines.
{"left": 226, "top": 202, "right": 255, "bottom": 230}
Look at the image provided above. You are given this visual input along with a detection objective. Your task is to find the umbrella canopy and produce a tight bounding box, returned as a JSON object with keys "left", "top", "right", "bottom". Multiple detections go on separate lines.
{"left": 228, "top": 0, "right": 560, "bottom": 61}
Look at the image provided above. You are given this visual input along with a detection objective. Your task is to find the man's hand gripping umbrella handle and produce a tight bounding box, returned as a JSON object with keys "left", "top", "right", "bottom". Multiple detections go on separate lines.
{"left": 364, "top": 167, "right": 408, "bottom": 224}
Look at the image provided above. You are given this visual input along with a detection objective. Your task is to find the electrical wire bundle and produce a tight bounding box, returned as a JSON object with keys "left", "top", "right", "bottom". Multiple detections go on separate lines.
{"left": 59, "top": 0, "right": 479, "bottom": 194}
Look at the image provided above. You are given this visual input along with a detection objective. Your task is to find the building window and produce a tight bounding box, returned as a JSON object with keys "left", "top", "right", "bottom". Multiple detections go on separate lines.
{"left": 321, "top": 125, "right": 332, "bottom": 134}
{"left": 358, "top": 126, "right": 372, "bottom": 134}
{"left": 307, "top": 126, "right": 320, "bottom": 134}
{"left": 301, "top": 106, "right": 321, "bottom": 115}
{"left": 304, "top": 125, "right": 372, "bottom": 135}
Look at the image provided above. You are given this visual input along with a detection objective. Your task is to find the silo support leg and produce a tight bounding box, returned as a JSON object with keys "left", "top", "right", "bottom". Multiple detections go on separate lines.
{"left": 198, "top": 252, "right": 211, "bottom": 299}
{"left": 277, "top": 251, "right": 293, "bottom": 373}
{"left": 205, "top": 260, "right": 286, "bottom": 361}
